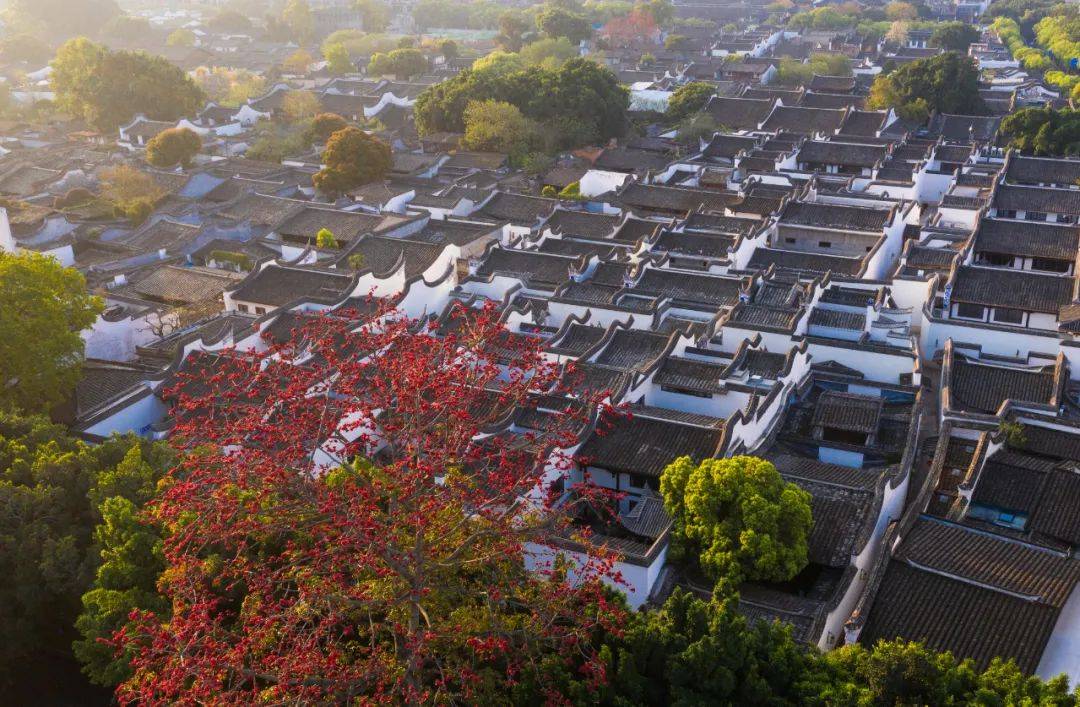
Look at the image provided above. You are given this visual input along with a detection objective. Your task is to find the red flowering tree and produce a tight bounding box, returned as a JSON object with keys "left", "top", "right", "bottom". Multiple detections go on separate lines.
{"left": 600, "top": 8, "right": 660, "bottom": 49}
{"left": 114, "top": 301, "right": 625, "bottom": 704}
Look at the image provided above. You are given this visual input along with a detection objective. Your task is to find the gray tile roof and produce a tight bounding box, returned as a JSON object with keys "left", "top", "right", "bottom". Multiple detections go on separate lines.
{"left": 950, "top": 266, "right": 1074, "bottom": 314}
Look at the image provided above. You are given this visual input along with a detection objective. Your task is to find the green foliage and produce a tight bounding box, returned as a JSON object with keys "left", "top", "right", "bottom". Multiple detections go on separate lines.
{"left": 316, "top": 228, "right": 339, "bottom": 249}
{"left": 4, "top": 0, "right": 119, "bottom": 41}
{"left": 53, "top": 187, "right": 95, "bottom": 209}
{"left": 439, "top": 38, "right": 459, "bottom": 59}
{"left": 321, "top": 30, "right": 398, "bottom": 58}
{"left": 166, "top": 28, "right": 196, "bottom": 47}
{"left": 99, "top": 164, "right": 166, "bottom": 225}
{"left": 541, "top": 588, "right": 1080, "bottom": 705}
{"left": 774, "top": 53, "right": 853, "bottom": 88}
{"left": 101, "top": 14, "right": 151, "bottom": 42}
{"left": 0, "top": 412, "right": 169, "bottom": 687}
{"left": 462, "top": 99, "right": 537, "bottom": 157}
{"left": 661, "top": 455, "right": 813, "bottom": 586}
{"left": 541, "top": 184, "right": 558, "bottom": 197}
{"left": 0, "top": 251, "right": 102, "bottom": 413}
{"left": 415, "top": 57, "right": 628, "bottom": 151}
{"left": 413, "top": 0, "right": 505, "bottom": 32}
{"left": 207, "top": 9, "right": 253, "bottom": 33}
{"left": 245, "top": 121, "right": 312, "bottom": 162}
{"left": 808, "top": 640, "right": 1080, "bottom": 705}
{"left": 788, "top": 6, "right": 858, "bottom": 30}
{"left": 312, "top": 127, "right": 392, "bottom": 195}
{"left": 347, "top": 253, "right": 366, "bottom": 270}
{"left": 867, "top": 51, "right": 985, "bottom": 119}
{"left": 1000, "top": 107, "right": 1080, "bottom": 156}
{"left": 664, "top": 33, "right": 692, "bottom": 51}
{"left": 324, "top": 42, "right": 352, "bottom": 75}
{"left": 558, "top": 180, "right": 582, "bottom": 200}
{"left": 595, "top": 589, "right": 812, "bottom": 704}
{"left": 51, "top": 38, "right": 205, "bottom": 131}
{"left": 519, "top": 37, "right": 578, "bottom": 69}
{"left": 73, "top": 440, "right": 171, "bottom": 686}
{"left": 1034, "top": 9, "right": 1080, "bottom": 70}
{"left": 929, "top": 21, "right": 980, "bottom": 51}
{"left": 984, "top": 0, "right": 1058, "bottom": 37}
{"left": 675, "top": 113, "right": 721, "bottom": 144}
{"left": 208, "top": 250, "right": 253, "bottom": 270}
{"left": 282, "top": 0, "right": 314, "bottom": 44}
{"left": 0, "top": 34, "right": 51, "bottom": 64}
{"left": 666, "top": 81, "right": 715, "bottom": 123}
{"left": 308, "top": 112, "right": 349, "bottom": 143}
{"left": 367, "top": 47, "right": 428, "bottom": 79}
{"left": 497, "top": 9, "right": 532, "bottom": 51}
{"left": 355, "top": 0, "right": 391, "bottom": 32}
{"left": 145, "top": 127, "right": 201, "bottom": 169}
{"left": 536, "top": 4, "right": 592, "bottom": 43}
{"left": 191, "top": 66, "right": 265, "bottom": 108}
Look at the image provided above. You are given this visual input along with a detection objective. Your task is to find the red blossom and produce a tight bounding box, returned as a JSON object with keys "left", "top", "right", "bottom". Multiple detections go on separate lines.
{"left": 115, "top": 300, "right": 627, "bottom": 704}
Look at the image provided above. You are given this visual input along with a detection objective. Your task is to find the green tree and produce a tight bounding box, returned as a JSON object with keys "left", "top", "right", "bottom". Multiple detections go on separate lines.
{"left": 0, "top": 413, "right": 168, "bottom": 690}
{"left": 308, "top": 112, "right": 349, "bottom": 142}
{"left": 166, "top": 28, "right": 196, "bottom": 47}
{"left": 497, "top": 9, "right": 531, "bottom": 51}
{"left": 73, "top": 444, "right": 171, "bottom": 687}
{"left": 462, "top": 99, "right": 537, "bottom": 157}
{"left": 660, "top": 455, "right": 813, "bottom": 587}
{"left": 520, "top": 36, "right": 578, "bottom": 68}
{"left": 207, "top": 8, "right": 253, "bottom": 33}
{"left": 806, "top": 640, "right": 1080, "bottom": 705}
{"left": 99, "top": 164, "right": 166, "bottom": 224}
{"left": 282, "top": 89, "right": 321, "bottom": 123}
{"left": 536, "top": 4, "right": 592, "bottom": 43}
{"left": 676, "top": 113, "right": 720, "bottom": 144}
{"left": 367, "top": 47, "right": 428, "bottom": 78}
{"left": 51, "top": 39, "right": 204, "bottom": 131}
{"left": 666, "top": 81, "right": 715, "bottom": 123}
{"left": 664, "top": 33, "right": 692, "bottom": 51}
{"left": 0, "top": 34, "right": 52, "bottom": 64}
{"left": 244, "top": 122, "right": 312, "bottom": 161}
{"left": 4, "top": 0, "right": 119, "bottom": 41}
{"left": 597, "top": 589, "right": 811, "bottom": 704}
{"left": 282, "top": 0, "right": 314, "bottom": 44}
{"left": 439, "top": 38, "right": 459, "bottom": 60}
{"left": 355, "top": 0, "right": 391, "bottom": 32}
{"left": 283, "top": 48, "right": 315, "bottom": 74}
{"left": 930, "top": 21, "right": 981, "bottom": 51}
{"left": 145, "top": 127, "right": 201, "bottom": 168}
{"left": 415, "top": 57, "right": 628, "bottom": 149}
{"left": 312, "top": 126, "right": 392, "bottom": 195}
{"left": 324, "top": 42, "right": 353, "bottom": 75}
{"left": 316, "top": 227, "right": 339, "bottom": 248}
{"left": 1000, "top": 107, "right": 1080, "bottom": 156}
{"left": 867, "top": 51, "right": 986, "bottom": 118}
{"left": 0, "top": 252, "right": 102, "bottom": 413}
{"left": 101, "top": 14, "right": 151, "bottom": 42}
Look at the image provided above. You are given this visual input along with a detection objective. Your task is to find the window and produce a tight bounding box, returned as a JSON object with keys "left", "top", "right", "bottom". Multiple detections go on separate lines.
{"left": 998, "top": 209, "right": 1017, "bottom": 219}
{"left": 238, "top": 303, "right": 249, "bottom": 313}
{"left": 992, "top": 307, "right": 1024, "bottom": 325}
{"left": 818, "top": 240, "right": 832, "bottom": 248}
{"left": 980, "top": 252, "right": 1013, "bottom": 267}
{"left": 955, "top": 302, "right": 985, "bottom": 320}
{"left": 1058, "top": 214, "right": 1075, "bottom": 224}
{"left": 1032, "top": 257, "right": 1070, "bottom": 273}
{"left": 785, "top": 237, "right": 796, "bottom": 244}
{"left": 254, "top": 306, "right": 266, "bottom": 316}
{"left": 1026, "top": 211, "right": 1047, "bottom": 222}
